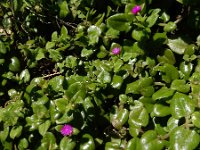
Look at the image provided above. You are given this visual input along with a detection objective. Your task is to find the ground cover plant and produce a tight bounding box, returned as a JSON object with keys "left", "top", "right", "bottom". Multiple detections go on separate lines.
{"left": 0, "top": 0, "right": 200, "bottom": 149}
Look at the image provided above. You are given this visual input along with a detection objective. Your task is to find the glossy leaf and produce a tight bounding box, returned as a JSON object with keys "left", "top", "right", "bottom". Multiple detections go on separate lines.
{"left": 151, "top": 104, "right": 171, "bottom": 117}
{"left": 20, "top": 69, "right": 30, "bottom": 83}
{"left": 111, "top": 75, "right": 123, "bottom": 89}
{"left": 46, "top": 41, "right": 55, "bottom": 49}
{"left": 146, "top": 9, "right": 161, "bottom": 27}
{"left": 128, "top": 101, "right": 149, "bottom": 127}
{"left": 9, "top": 57, "right": 21, "bottom": 72}
{"left": 39, "top": 132, "right": 58, "bottom": 149}
{"left": 152, "top": 87, "right": 174, "bottom": 101}
{"left": 105, "top": 142, "right": 121, "bottom": 150}
{"left": 80, "top": 134, "right": 95, "bottom": 150}
{"left": 170, "top": 126, "right": 200, "bottom": 150}
{"left": 126, "top": 138, "right": 138, "bottom": 150}
{"left": 166, "top": 117, "right": 179, "bottom": 132}
{"left": 48, "top": 76, "right": 64, "bottom": 92}
{"left": 164, "top": 21, "right": 177, "bottom": 32}
{"left": 191, "top": 111, "right": 200, "bottom": 128}
{"left": 0, "top": 41, "right": 7, "bottom": 54}
{"left": 60, "top": 137, "right": 76, "bottom": 150}
{"left": 107, "top": 13, "right": 133, "bottom": 32}
{"left": 157, "top": 49, "right": 176, "bottom": 65}
{"left": 59, "top": 1, "right": 69, "bottom": 18}
{"left": 18, "top": 138, "right": 29, "bottom": 149}
{"left": 39, "top": 120, "right": 51, "bottom": 136}
{"left": 136, "top": 130, "right": 165, "bottom": 150}
{"left": 126, "top": 77, "right": 153, "bottom": 94}
{"left": 87, "top": 25, "right": 101, "bottom": 45}
{"left": 170, "top": 92, "right": 195, "bottom": 119}
{"left": 0, "top": 126, "right": 9, "bottom": 141}
{"left": 10, "top": 126, "right": 23, "bottom": 139}
{"left": 170, "top": 79, "right": 190, "bottom": 93}
{"left": 112, "top": 108, "right": 129, "bottom": 129}
{"left": 168, "top": 37, "right": 189, "bottom": 54}
{"left": 81, "top": 48, "right": 94, "bottom": 57}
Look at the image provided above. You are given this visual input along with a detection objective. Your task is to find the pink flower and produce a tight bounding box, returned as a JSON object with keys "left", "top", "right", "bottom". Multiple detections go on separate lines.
{"left": 112, "top": 47, "right": 121, "bottom": 55}
{"left": 131, "top": 5, "right": 141, "bottom": 15}
{"left": 61, "top": 124, "right": 73, "bottom": 136}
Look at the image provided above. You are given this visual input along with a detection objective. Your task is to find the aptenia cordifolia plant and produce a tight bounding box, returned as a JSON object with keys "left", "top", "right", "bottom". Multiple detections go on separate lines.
{"left": 0, "top": 0, "right": 200, "bottom": 149}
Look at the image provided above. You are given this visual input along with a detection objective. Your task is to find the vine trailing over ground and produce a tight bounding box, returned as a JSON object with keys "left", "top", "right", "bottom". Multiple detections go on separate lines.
{"left": 0, "top": 0, "right": 200, "bottom": 149}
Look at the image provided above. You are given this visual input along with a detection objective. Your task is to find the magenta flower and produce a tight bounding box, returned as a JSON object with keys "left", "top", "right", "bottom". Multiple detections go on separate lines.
{"left": 131, "top": 5, "right": 141, "bottom": 15}
{"left": 61, "top": 124, "right": 73, "bottom": 136}
{"left": 112, "top": 47, "right": 121, "bottom": 55}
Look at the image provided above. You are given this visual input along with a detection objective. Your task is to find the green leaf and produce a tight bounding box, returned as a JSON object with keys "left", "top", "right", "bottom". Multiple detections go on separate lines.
{"left": 168, "top": 37, "right": 189, "bottom": 54}
{"left": 59, "top": 1, "right": 69, "bottom": 18}
{"left": 146, "top": 9, "right": 161, "bottom": 27}
{"left": 166, "top": 117, "right": 179, "bottom": 132}
{"left": 32, "top": 103, "right": 49, "bottom": 119}
{"left": 0, "top": 58, "right": 5, "bottom": 64}
{"left": 128, "top": 101, "right": 149, "bottom": 127}
{"left": 153, "top": 63, "right": 179, "bottom": 83}
{"left": 39, "top": 132, "right": 58, "bottom": 149}
{"left": 65, "top": 77, "right": 86, "bottom": 101}
{"left": 113, "top": 59, "right": 123, "bottom": 73}
{"left": 160, "top": 12, "right": 170, "bottom": 22}
{"left": 55, "top": 98, "right": 69, "bottom": 113}
{"left": 126, "top": 77, "right": 153, "bottom": 94}
{"left": 20, "top": 69, "right": 30, "bottom": 83}
{"left": 97, "top": 70, "right": 111, "bottom": 84}
{"left": 65, "top": 55, "right": 77, "bottom": 68}
{"left": 39, "top": 120, "right": 51, "bottom": 136}
{"left": 131, "top": 28, "right": 150, "bottom": 41}
{"left": 87, "top": 25, "right": 101, "bottom": 45}
{"left": 0, "top": 126, "right": 9, "bottom": 141}
{"left": 13, "top": 0, "right": 22, "bottom": 11}
{"left": 164, "top": 21, "right": 177, "bottom": 32}
{"left": 191, "top": 111, "right": 200, "bottom": 128}
{"left": 112, "top": 108, "right": 129, "bottom": 129}
{"left": 126, "top": 138, "right": 138, "bottom": 150}
{"left": 157, "top": 49, "right": 176, "bottom": 65}
{"left": 51, "top": 31, "right": 58, "bottom": 41}
{"left": 46, "top": 41, "right": 55, "bottom": 49}
{"left": 105, "top": 142, "right": 120, "bottom": 150}
{"left": 129, "top": 126, "right": 141, "bottom": 137}
{"left": 152, "top": 87, "right": 175, "bottom": 101}
{"left": 140, "top": 86, "right": 155, "bottom": 97}
{"left": 170, "top": 126, "right": 200, "bottom": 150}
{"left": 105, "top": 28, "right": 120, "bottom": 39}
{"left": 60, "top": 137, "right": 76, "bottom": 150}
{"left": 180, "top": 62, "right": 193, "bottom": 80}
{"left": 81, "top": 48, "right": 94, "bottom": 57}
{"left": 0, "top": 41, "right": 7, "bottom": 54}
{"left": 151, "top": 104, "right": 171, "bottom": 117}
{"left": 170, "top": 92, "right": 195, "bottom": 119}
{"left": 36, "top": 48, "right": 46, "bottom": 60}
{"left": 107, "top": 13, "right": 133, "bottom": 32}
{"left": 18, "top": 138, "right": 29, "bottom": 149}
{"left": 152, "top": 32, "right": 167, "bottom": 46}
{"left": 111, "top": 75, "right": 123, "bottom": 89}
{"left": 97, "top": 45, "right": 108, "bottom": 58}
{"left": 9, "top": 56, "right": 21, "bottom": 72}
{"left": 80, "top": 134, "right": 95, "bottom": 150}
{"left": 197, "top": 35, "right": 200, "bottom": 46}
{"left": 48, "top": 49, "right": 63, "bottom": 61}
{"left": 48, "top": 76, "right": 64, "bottom": 92}
{"left": 10, "top": 126, "right": 23, "bottom": 139}
{"left": 137, "top": 130, "right": 166, "bottom": 150}
{"left": 170, "top": 79, "right": 190, "bottom": 93}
